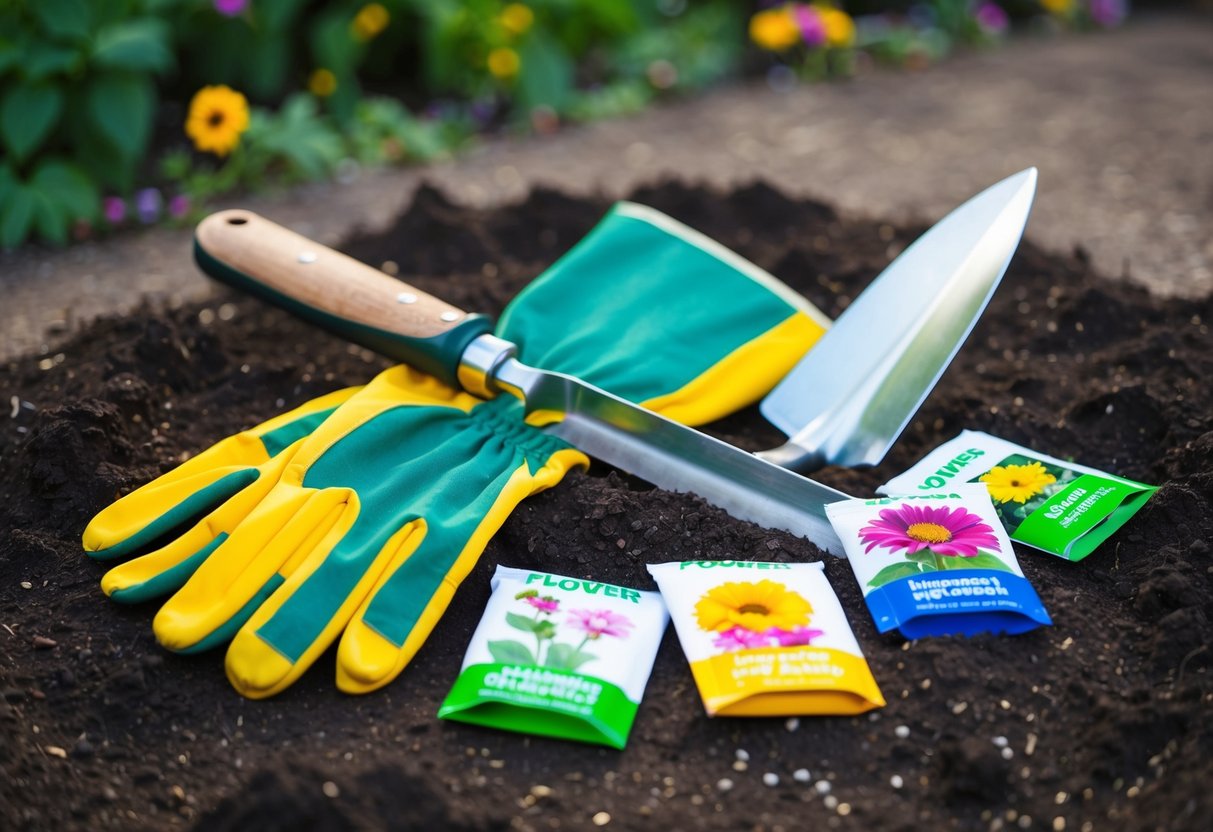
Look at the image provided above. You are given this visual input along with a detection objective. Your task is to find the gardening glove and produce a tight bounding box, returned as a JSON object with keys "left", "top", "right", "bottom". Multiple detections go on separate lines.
{"left": 84, "top": 202, "right": 830, "bottom": 698}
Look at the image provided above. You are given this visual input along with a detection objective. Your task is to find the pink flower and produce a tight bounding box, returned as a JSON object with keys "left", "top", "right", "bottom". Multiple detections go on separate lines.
{"left": 858, "top": 503, "right": 1000, "bottom": 558}
{"left": 525, "top": 595, "right": 559, "bottom": 614}
{"left": 213, "top": 0, "right": 248, "bottom": 17}
{"left": 1088, "top": 0, "right": 1127, "bottom": 28}
{"left": 793, "top": 4, "right": 827, "bottom": 47}
{"left": 975, "top": 2, "right": 1009, "bottom": 34}
{"left": 712, "top": 625, "right": 771, "bottom": 651}
{"left": 566, "top": 608, "right": 633, "bottom": 640}
{"left": 102, "top": 197, "right": 125, "bottom": 225}
{"left": 766, "top": 626, "right": 825, "bottom": 647}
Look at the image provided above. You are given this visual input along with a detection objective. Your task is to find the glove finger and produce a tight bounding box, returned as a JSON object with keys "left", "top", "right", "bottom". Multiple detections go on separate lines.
{"left": 336, "top": 447, "right": 587, "bottom": 694}
{"left": 84, "top": 387, "right": 357, "bottom": 560}
{"left": 224, "top": 510, "right": 427, "bottom": 699}
{"left": 151, "top": 481, "right": 351, "bottom": 655}
{"left": 100, "top": 442, "right": 299, "bottom": 604}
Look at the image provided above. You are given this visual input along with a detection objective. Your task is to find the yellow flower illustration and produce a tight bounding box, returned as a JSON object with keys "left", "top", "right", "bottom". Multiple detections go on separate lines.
{"left": 185, "top": 85, "right": 250, "bottom": 157}
{"left": 1041, "top": 0, "right": 1075, "bottom": 14}
{"left": 980, "top": 462, "right": 1057, "bottom": 504}
{"left": 749, "top": 8, "right": 800, "bottom": 52}
{"left": 487, "top": 47, "right": 521, "bottom": 79}
{"left": 499, "top": 3, "right": 534, "bottom": 36}
{"left": 815, "top": 5, "right": 856, "bottom": 48}
{"left": 695, "top": 580, "right": 813, "bottom": 633}
{"left": 308, "top": 68, "right": 337, "bottom": 98}
{"left": 352, "top": 3, "right": 390, "bottom": 41}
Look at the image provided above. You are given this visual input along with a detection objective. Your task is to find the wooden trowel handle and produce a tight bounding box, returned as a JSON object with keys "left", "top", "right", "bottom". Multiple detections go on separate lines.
{"left": 194, "top": 209, "right": 492, "bottom": 386}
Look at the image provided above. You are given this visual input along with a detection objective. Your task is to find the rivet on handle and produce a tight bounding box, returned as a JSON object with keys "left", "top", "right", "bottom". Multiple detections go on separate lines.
{"left": 297, "top": 251, "right": 318, "bottom": 264}
{"left": 396, "top": 292, "right": 418, "bottom": 304}
{"left": 440, "top": 311, "right": 461, "bottom": 322}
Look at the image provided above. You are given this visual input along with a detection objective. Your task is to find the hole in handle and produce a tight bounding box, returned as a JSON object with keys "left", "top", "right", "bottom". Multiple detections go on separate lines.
{"left": 226, "top": 216, "right": 249, "bottom": 226}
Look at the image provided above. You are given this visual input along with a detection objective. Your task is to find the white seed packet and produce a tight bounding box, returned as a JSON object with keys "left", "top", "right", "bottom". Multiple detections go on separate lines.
{"left": 647, "top": 560, "right": 884, "bottom": 717}
{"left": 879, "top": 430, "right": 1157, "bottom": 561}
{"left": 825, "top": 484, "right": 1052, "bottom": 639}
{"left": 438, "top": 565, "right": 668, "bottom": 749}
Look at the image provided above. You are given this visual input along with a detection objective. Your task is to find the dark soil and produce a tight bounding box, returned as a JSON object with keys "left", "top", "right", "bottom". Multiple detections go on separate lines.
{"left": 2, "top": 183, "right": 1210, "bottom": 831}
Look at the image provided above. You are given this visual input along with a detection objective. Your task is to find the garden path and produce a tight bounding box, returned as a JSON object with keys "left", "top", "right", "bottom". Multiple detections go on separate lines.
{"left": 2, "top": 11, "right": 1209, "bottom": 361}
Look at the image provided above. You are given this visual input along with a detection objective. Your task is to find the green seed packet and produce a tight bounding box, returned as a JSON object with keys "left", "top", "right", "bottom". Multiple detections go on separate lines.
{"left": 879, "top": 430, "right": 1158, "bottom": 562}
{"left": 438, "top": 565, "right": 668, "bottom": 749}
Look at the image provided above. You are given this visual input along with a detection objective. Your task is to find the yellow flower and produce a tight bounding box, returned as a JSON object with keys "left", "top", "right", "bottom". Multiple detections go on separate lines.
{"left": 351, "top": 3, "right": 390, "bottom": 41}
{"left": 185, "top": 85, "right": 249, "bottom": 157}
{"left": 749, "top": 8, "right": 800, "bottom": 52}
{"left": 815, "top": 5, "right": 856, "bottom": 48}
{"left": 499, "top": 3, "right": 534, "bottom": 36}
{"left": 1041, "top": 0, "right": 1075, "bottom": 13}
{"left": 487, "top": 47, "right": 520, "bottom": 79}
{"left": 308, "top": 68, "right": 337, "bottom": 97}
{"left": 980, "top": 462, "right": 1057, "bottom": 504}
{"left": 695, "top": 580, "right": 813, "bottom": 633}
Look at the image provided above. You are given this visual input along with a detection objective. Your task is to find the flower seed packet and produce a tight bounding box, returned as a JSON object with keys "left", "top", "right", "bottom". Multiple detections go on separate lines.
{"left": 825, "top": 484, "right": 1052, "bottom": 639}
{"left": 879, "top": 430, "right": 1157, "bottom": 561}
{"left": 647, "top": 561, "right": 884, "bottom": 717}
{"left": 438, "top": 565, "right": 667, "bottom": 750}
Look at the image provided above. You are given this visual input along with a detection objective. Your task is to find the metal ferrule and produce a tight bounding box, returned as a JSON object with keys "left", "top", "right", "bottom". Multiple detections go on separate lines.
{"left": 456, "top": 333, "right": 518, "bottom": 399}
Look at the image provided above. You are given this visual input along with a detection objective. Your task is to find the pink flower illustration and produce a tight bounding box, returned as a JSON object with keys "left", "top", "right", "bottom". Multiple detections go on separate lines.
{"left": 566, "top": 608, "right": 633, "bottom": 641}
{"left": 858, "top": 503, "right": 1000, "bottom": 558}
{"left": 524, "top": 595, "right": 559, "bottom": 614}
{"left": 766, "top": 626, "right": 825, "bottom": 647}
{"left": 712, "top": 625, "right": 772, "bottom": 652}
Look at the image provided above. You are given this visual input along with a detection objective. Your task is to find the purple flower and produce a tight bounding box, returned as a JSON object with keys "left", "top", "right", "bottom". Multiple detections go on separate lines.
{"left": 135, "top": 188, "right": 162, "bottom": 224}
{"left": 766, "top": 626, "right": 825, "bottom": 647}
{"left": 975, "top": 2, "right": 1009, "bottom": 34}
{"left": 566, "top": 608, "right": 633, "bottom": 640}
{"left": 712, "top": 625, "right": 771, "bottom": 652}
{"left": 1088, "top": 0, "right": 1127, "bottom": 28}
{"left": 168, "top": 194, "right": 190, "bottom": 219}
{"left": 524, "top": 595, "right": 559, "bottom": 614}
{"left": 102, "top": 196, "right": 125, "bottom": 225}
{"left": 213, "top": 0, "right": 248, "bottom": 17}
{"left": 793, "top": 5, "right": 827, "bottom": 47}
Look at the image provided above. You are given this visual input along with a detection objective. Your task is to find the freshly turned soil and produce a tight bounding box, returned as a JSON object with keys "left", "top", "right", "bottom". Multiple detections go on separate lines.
{"left": 1, "top": 183, "right": 1210, "bottom": 831}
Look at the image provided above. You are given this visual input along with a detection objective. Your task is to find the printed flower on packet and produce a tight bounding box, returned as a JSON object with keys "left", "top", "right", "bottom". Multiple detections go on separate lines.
{"left": 858, "top": 503, "right": 1001, "bottom": 559}
{"left": 567, "top": 609, "right": 633, "bottom": 641}
{"left": 980, "top": 461, "right": 1056, "bottom": 504}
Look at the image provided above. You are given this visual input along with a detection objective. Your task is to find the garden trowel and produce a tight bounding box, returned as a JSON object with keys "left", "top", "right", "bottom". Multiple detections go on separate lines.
{"left": 192, "top": 169, "right": 1034, "bottom": 556}
{"left": 757, "top": 167, "right": 1037, "bottom": 471}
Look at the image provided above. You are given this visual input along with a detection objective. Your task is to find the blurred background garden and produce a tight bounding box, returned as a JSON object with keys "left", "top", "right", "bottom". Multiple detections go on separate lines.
{"left": 0, "top": 0, "right": 1133, "bottom": 249}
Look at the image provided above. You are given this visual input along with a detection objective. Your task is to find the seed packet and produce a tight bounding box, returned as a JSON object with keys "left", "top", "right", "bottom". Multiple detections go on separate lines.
{"left": 879, "top": 430, "right": 1158, "bottom": 562}
{"left": 825, "top": 484, "right": 1052, "bottom": 639}
{"left": 646, "top": 560, "right": 884, "bottom": 717}
{"left": 437, "top": 565, "right": 667, "bottom": 750}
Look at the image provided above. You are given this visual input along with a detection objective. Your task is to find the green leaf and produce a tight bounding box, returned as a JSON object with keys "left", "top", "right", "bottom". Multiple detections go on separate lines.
{"left": 487, "top": 639, "right": 536, "bottom": 666}
{"left": 24, "top": 43, "right": 84, "bottom": 81}
{"left": 0, "top": 183, "right": 35, "bottom": 248}
{"left": 544, "top": 643, "right": 597, "bottom": 672}
{"left": 505, "top": 611, "right": 541, "bottom": 633}
{"left": 515, "top": 34, "right": 574, "bottom": 112}
{"left": 31, "top": 0, "right": 92, "bottom": 42}
{"left": 92, "top": 19, "right": 174, "bottom": 74}
{"left": 30, "top": 190, "right": 68, "bottom": 245}
{"left": 0, "top": 82, "right": 63, "bottom": 163}
{"left": 940, "top": 551, "right": 1014, "bottom": 572}
{"left": 30, "top": 159, "right": 98, "bottom": 220}
{"left": 85, "top": 73, "right": 154, "bottom": 160}
{"left": 867, "top": 560, "right": 932, "bottom": 589}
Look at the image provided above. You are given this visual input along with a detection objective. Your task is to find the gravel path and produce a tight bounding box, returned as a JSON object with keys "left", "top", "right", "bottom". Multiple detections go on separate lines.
{"left": 2, "top": 12, "right": 1209, "bottom": 361}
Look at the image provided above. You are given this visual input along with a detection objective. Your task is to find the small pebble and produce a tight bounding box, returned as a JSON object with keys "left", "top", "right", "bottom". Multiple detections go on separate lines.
{"left": 32, "top": 636, "right": 58, "bottom": 650}
{"left": 890, "top": 775, "right": 904, "bottom": 789}
{"left": 894, "top": 725, "right": 910, "bottom": 739}
{"left": 1001, "top": 747, "right": 1015, "bottom": 760}
{"left": 45, "top": 746, "right": 68, "bottom": 758}
{"left": 785, "top": 717, "right": 800, "bottom": 732}
{"left": 531, "top": 785, "right": 552, "bottom": 798}
{"left": 592, "top": 811, "right": 611, "bottom": 826}
{"left": 731, "top": 760, "right": 748, "bottom": 772}
{"left": 993, "top": 736, "right": 1009, "bottom": 748}
{"left": 20, "top": 581, "right": 32, "bottom": 590}
{"left": 815, "top": 780, "right": 832, "bottom": 795}
{"left": 823, "top": 795, "right": 838, "bottom": 810}
{"left": 716, "top": 778, "right": 734, "bottom": 792}
{"left": 837, "top": 803, "right": 852, "bottom": 816}
{"left": 322, "top": 781, "right": 339, "bottom": 798}
{"left": 735, "top": 748, "right": 750, "bottom": 762}
{"left": 763, "top": 773, "right": 779, "bottom": 787}
{"left": 793, "top": 768, "right": 811, "bottom": 783}
{"left": 1053, "top": 818, "right": 1066, "bottom": 831}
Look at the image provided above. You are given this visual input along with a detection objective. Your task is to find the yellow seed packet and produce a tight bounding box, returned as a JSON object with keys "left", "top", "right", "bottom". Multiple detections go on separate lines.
{"left": 647, "top": 561, "right": 885, "bottom": 717}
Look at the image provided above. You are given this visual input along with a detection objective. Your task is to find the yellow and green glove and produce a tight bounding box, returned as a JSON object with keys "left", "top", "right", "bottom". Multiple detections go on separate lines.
{"left": 84, "top": 203, "right": 830, "bottom": 698}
